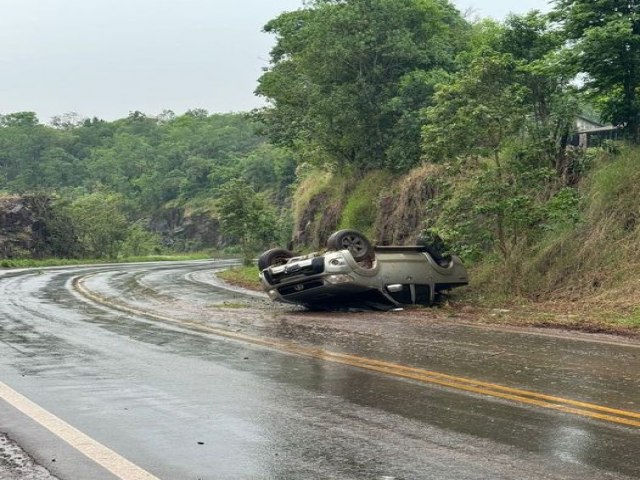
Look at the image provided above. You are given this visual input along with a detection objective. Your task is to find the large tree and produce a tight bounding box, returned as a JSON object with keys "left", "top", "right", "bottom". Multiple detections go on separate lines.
{"left": 552, "top": 0, "right": 640, "bottom": 139}
{"left": 256, "top": 0, "right": 468, "bottom": 171}
{"left": 422, "top": 22, "right": 528, "bottom": 168}
{"left": 500, "top": 12, "right": 579, "bottom": 178}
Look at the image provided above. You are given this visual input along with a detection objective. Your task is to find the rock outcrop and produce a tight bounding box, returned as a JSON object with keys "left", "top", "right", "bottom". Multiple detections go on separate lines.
{"left": 0, "top": 194, "right": 57, "bottom": 258}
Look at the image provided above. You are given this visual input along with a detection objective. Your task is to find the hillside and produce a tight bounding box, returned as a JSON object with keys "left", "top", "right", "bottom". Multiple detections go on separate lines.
{"left": 289, "top": 145, "right": 640, "bottom": 333}
{"left": 0, "top": 111, "right": 294, "bottom": 260}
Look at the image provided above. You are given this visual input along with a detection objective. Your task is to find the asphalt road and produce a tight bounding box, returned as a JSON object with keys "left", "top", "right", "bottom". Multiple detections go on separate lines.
{"left": 0, "top": 260, "right": 638, "bottom": 479}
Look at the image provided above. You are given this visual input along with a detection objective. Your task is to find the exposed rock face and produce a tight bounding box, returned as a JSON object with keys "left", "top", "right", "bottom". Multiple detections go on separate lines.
{"left": 149, "top": 206, "right": 225, "bottom": 251}
{"left": 292, "top": 191, "right": 343, "bottom": 249}
{"left": 0, "top": 195, "right": 53, "bottom": 258}
{"left": 374, "top": 164, "right": 442, "bottom": 245}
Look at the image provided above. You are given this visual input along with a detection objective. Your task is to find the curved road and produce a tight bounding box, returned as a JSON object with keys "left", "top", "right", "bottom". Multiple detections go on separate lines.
{"left": 0, "top": 260, "right": 638, "bottom": 479}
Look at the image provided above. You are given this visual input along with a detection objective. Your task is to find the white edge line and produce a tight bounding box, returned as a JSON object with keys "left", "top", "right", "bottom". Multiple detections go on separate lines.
{"left": 0, "top": 380, "right": 159, "bottom": 480}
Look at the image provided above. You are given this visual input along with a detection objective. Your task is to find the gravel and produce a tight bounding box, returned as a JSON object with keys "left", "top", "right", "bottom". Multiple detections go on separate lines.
{"left": 0, "top": 434, "right": 58, "bottom": 480}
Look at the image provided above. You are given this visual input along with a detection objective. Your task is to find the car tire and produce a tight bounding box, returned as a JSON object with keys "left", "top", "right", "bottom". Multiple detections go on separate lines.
{"left": 326, "top": 229, "right": 373, "bottom": 262}
{"left": 257, "top": 248, "right": 294, "bottom": 271}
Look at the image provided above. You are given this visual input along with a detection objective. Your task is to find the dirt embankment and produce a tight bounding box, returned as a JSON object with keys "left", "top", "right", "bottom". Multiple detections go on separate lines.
{"left": 292, "top": 164, "right": 443, "bottom": 248}
{"left": 374, "top": 164, "right": 442, "bottom": 245}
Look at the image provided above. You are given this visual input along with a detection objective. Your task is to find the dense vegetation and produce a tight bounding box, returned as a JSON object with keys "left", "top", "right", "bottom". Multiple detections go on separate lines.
{"left": 2, "top": 0, "right": 639, "bottom": 324}
{"left": 0, "top": 111, "right": 294, "bottom": 259}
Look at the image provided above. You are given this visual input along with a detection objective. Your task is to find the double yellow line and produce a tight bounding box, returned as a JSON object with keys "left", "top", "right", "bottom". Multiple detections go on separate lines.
{"left": 74, "top": 275, "right": 640, "bottom": 429}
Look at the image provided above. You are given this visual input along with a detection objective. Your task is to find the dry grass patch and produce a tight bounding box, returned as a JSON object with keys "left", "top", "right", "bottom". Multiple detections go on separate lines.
{"left": 375, "top": 164, "right": 445, "bottom": 244}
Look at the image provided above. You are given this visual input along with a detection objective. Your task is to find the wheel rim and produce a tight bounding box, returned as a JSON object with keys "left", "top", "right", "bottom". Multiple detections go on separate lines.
{"left": 340, "top": 235, "right": 367, "bottom": 257}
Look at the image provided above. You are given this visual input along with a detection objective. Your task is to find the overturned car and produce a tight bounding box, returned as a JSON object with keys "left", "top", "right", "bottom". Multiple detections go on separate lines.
{"left": 258, "top": 230, "right": 468, "bottom": 308}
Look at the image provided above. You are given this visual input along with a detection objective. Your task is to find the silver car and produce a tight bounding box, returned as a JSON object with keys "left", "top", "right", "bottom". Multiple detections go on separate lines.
{"left": 258, "top": 230, "right": 468, "bottom": 308}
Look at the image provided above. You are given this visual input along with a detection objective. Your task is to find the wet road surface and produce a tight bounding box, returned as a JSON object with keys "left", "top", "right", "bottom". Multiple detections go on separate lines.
{"left": 0, "top": 260, "right": 638, "bottom": 479}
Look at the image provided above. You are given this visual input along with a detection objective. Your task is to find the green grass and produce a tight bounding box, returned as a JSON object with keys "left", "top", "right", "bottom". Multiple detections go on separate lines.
{"left": 217, "top": 265, "right": 261, "bottom": 291}
{"left": 0, "top": 252, "right": 216, "bottom": 269}
{"left": 618, "top": 310, "right": 640, "bottom": 328}
{"left": 339, "top": 170, "right": 394, "bottom": 238}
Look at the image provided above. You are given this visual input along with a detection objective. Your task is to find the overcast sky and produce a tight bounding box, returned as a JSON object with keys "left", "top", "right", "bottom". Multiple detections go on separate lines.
{"left": 0, "top": 0, "right": 551, "bottom": 123}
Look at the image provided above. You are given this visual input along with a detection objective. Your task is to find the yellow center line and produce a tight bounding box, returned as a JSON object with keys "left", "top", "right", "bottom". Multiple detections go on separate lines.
{"left": 73, "top": 275, "right": 640, "bottom": 429}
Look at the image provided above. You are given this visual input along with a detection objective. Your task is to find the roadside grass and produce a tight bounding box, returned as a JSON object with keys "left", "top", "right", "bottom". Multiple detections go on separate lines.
{"left": 441, "top": 146, "right": 640, "bottom": 337}
{"left": 217, "top": 265, "right": 261, "bottom": 291}
{"left": 449, "top": 287, "right": 640, "bottom": 337}
{"left": 0, "top": 252, "right": 216, "bottom": 269}
{"left": 618, "top": 311, "right": 640, "bottom": 328}
{"left": 339, "top": 170, "right": 394, "bottom": 239}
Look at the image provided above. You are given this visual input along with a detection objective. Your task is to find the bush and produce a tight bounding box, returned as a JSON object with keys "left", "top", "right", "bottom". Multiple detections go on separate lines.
{"left": 67, "top": 191, "right": 129, "bottom": 259}
{"left": 119, "top": 223, "right": 164, "bottom": 257}
{"left": 217, "top": 179, "right": 278, "bottom": 262}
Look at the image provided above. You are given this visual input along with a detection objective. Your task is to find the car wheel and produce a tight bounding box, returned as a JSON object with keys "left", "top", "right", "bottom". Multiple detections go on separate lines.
{"left": 326, "top": 229, "right": 373, "bottom": 262}
{"left": 257, "top": 248, "right": 294, "bottom": 271}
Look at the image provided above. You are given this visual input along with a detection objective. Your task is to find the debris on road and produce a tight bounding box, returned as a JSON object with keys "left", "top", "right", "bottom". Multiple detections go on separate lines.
{"left": 0, "top": 433, "right": 59, "bottom": 480}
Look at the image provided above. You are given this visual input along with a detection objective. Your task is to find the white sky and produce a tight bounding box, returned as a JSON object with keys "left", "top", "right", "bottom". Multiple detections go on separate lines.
{"left": 0, "top": 0, "right": 551, "bottom": 123}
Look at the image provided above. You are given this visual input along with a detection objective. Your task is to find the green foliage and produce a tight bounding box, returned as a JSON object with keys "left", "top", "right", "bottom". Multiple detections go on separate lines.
{"left": 423, "top": 12, "right": 578, "bottom": 176}
{"left": 42, "top": 198, "right": 84, "bottom": 259}
{"left": 217, "top": 179, "right": 279, "bottom": 262}
{"left": 0, "top": 110, "right": 296, "bottom": 257}
{"left": 339, "top": 171, "right": 393, "bottom": 236}
{"left": 423, "top": 50, "right": 528, "bottom": 166}
{"left": 428, "top": 156, "right": 582, "bottom": 292}
{"left": 0, "top": 111, "right": 292, "bottom": 210}
{"left": 119, "top": 222, "right": 164, "bottom": 257}
{"left": 551, "top": 0, "right": 640, "bottom": 138}
{"left": 543, "top": 187, "right": 582, "bottom": 229}
{"left": 256, "top": 0, "right": 468, "bottom": 171}
{"left": 0, "top": 112, "right": 39, "bottom": 128}
{"left": 67, "top": 191, "right": 129, "bottom": 259}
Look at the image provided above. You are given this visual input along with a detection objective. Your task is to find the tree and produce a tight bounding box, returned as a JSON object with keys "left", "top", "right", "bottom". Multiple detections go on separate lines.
{"left": 119, "top": 222, "right": 163, "bottom": 257}
{"left": 50, "top": 112, "right": 86, "bottom": 130}
{"left": 217, "top": 179, "right": 278, "bottom": 263}
{"left": 428, "top": 161, "right": 578, "bottom": 292}
{"left": 0, "top": 110, "right": 296, "bottom": 257}
{"left": 500, "top": 12, "right": 579, "bottom": 179}
{"left": 423, "top": 50, "right": 528, "bottom": 169}
{"left": 0, "top": 116, "right": 61, "bottom": 191}
{"left": 421, "top": 15, "right": 583, "bottom": 290}
{"left": 423, "top": 15, "right": 580, "bottom": 179}
{"left": 67, "top": 191, "right": 129, "bottom": 258}
{"left": 256, "top": 0, "right": 468, "bottom": 171}
{"left": 39, "top": 147, "right": 82, "bottom": 188}
{"left": 552, "top": 0, "right": 640, "bottom": 139}
{"left": 0, "top": 112, "right": 39, "bottom": 128}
